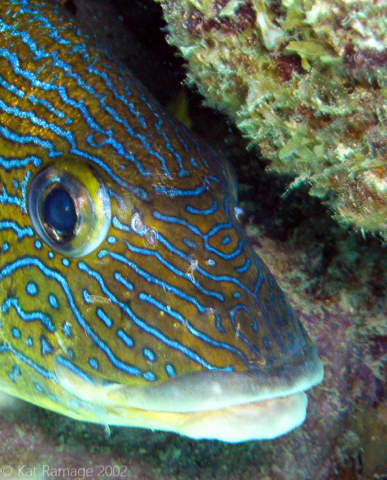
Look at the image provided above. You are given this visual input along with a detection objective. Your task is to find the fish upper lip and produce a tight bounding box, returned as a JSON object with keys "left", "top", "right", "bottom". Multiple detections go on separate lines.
{"left": 171, "top": 391, "right": 310, "bottom": 442}
{"left": 114, "top": 348, "right": 324, "bottom": 413}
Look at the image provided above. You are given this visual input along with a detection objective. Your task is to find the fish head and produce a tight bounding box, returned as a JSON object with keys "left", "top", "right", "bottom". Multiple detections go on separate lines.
{"left": 0, "top": 0, "right": 323, "bottom": 442}
{"left": 18, "top": 128, "right": 323, "bottom": 442}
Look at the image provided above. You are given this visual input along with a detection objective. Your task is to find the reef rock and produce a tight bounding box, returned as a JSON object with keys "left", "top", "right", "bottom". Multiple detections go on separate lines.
{"left": 156, "top": 0, "right": 387, "bottom": 238}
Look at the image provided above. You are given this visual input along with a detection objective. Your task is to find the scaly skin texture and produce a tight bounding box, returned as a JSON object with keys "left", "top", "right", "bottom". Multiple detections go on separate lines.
{"left": 155, "top": 0, "right": 387, "bottom": 237}
{"left": 0, "top": 0, "right": 322, "bottom": 439}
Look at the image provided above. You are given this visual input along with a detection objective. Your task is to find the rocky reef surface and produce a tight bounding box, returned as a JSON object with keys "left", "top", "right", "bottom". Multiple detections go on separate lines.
{"left": 1, "top": 1, "right": 386, "bottom": 479}
{"left": 156, "top": 0, "right": 387, "bottom": 238}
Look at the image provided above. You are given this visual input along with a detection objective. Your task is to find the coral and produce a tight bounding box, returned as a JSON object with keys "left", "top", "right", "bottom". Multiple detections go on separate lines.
{"left": 155, "top": 0, "right": 387, "bottom": 237}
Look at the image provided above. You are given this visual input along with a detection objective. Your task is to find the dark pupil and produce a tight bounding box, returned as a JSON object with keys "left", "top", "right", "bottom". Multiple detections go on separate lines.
{"left": 43, "top": 187, "right": 77, "bottom": 236}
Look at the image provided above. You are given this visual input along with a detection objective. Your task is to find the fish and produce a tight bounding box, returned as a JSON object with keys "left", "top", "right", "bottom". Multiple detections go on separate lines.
{"left": 0, "top": 0, "right": 323, "bottom": 442}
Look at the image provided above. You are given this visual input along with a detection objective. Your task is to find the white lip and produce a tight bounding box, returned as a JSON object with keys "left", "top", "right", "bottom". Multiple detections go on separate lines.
{"left": 53, "top": 349, "right": 323, "bottom": 442}
{"left": 173, "top": 392, "right": 309, "bottom": 442}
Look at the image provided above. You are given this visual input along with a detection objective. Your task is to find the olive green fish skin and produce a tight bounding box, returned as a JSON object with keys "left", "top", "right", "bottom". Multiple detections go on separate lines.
{"left": 0, "top": 0, "right": 320, "bottom": 423}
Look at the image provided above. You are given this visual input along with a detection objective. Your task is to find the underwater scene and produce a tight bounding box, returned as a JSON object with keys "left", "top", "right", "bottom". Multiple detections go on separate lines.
{"left": 0, "top": 0, "right": 386, "bottom": 479}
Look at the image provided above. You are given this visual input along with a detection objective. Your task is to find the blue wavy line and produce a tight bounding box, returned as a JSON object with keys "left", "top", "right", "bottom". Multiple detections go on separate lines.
{"left": 0, "top": 221, "right": 34, "bottom": 238}
{"left": 0, "top": 46, "right": 149, "bottom": 198}
{"left": 0, "top": 155, "right": 41, "bottom": 169}
{"left": 96, "top": 308, "right": 113, "bottom": 328}
{"left": 186, "top": 199, "right": 218, "bottom": 215}
{"left": 2, "top": 297, "right": 55, "bottom": 332}
{"left": 229, "top": 306, "right": 263, "bottom": 361}
{"left": 0, "top": 122, "right": 60, "bottom": 157}
{"left": 56, "top": 355, "right": 95, "bottom": 385}
{"left": 5, "top": 15, "right": 171, "bottom": 180}
{"left": 0, "top": 185, "right": 21, "bottom": 207}
{"left": 154, "top": 213, "right": 245, "bottom": 261}
{"left": 235, "top": 257, "right": 252, "bottom": 274}
{"left": 0, "top": 343, "right": 55, "bottom": 380}
{"left": 114, "top": 271, "right": 134, "bottom": 291}
{"left": 0, "top": 257, "right": 142, "bottom": 376}
{"left": 153, "top": 194, "right": 247, "bottom": 260}
{"left": 145, "top": 232, "right": 254, "bottom": 296}
{"left": 112, "top": 216, "right": 131, "bottom": 232}
{"left": 98, "top": 248, "right": 216, "bottom": 311}
{"left": 0, "top": 72, "right": 25, "bottom": 97}
{"left": 117, "top": 243, "right": 225, "bottom": 302}
{"left": 85, "top": 66, "right": 148, "bottom": 129}
{"left": 139, "top": 292, "right": 248, "bottom": 366}
{"left": 78, "top": 261, "right": 229, "bottom": 371}
{"left": 9, "top": 4, "right": 72, "bottom": 47}
{"left": 28, "top": 94, "right": 66, "bottom": 118}
{"left": 154, "top": 176, "right": 220, "bottom": 197}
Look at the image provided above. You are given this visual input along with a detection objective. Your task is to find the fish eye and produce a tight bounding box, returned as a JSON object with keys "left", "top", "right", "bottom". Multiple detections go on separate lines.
{"left": 28, "top": 159, "right": 111, "bottom": 257}
{"left": 42, "top": 186, "right": 78, "bottom": 239}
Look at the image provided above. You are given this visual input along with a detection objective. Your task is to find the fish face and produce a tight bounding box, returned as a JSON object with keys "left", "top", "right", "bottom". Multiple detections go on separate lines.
{"left": 0, "top": 0, "right": 323, "bottom": 442}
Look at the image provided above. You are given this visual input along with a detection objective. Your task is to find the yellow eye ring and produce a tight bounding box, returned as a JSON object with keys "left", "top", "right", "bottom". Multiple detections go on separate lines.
{"left": 28, "top": 159, "right": 111, "bottom": 257}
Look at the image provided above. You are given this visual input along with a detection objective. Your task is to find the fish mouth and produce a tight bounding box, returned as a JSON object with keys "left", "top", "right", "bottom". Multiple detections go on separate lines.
{"left": 54, "top": 349, "right": 323, "bottom": 442}
{"left": 153, "top": 391, "right": 309, "bottom": 442}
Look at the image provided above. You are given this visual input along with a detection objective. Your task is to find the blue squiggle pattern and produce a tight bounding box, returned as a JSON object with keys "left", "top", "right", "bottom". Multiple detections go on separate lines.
{"left": 78, "top": 261, "right": 232, "bottom": 371}
{"left": 0, "top": 257, "right": 144, "bottom": 377}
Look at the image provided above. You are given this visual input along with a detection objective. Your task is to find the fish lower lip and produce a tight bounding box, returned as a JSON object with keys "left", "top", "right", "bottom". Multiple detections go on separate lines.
{"left": 163, "top": 391, "right": 309, "bottom": 442}
{"left": 101, "top": 391, "right": 309, "bottom": 442}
